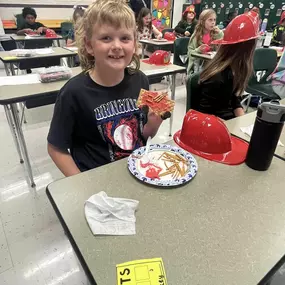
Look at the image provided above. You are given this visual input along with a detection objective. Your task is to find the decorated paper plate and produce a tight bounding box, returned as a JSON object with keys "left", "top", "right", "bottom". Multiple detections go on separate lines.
{"left": 25, "top": 33, "right": 42, "bottom": 37}
{"left": 152, "top": 38, "right": 168, "bottom": 42}
{"left": 128, "top": 144, "right": 198, "bottom": 187}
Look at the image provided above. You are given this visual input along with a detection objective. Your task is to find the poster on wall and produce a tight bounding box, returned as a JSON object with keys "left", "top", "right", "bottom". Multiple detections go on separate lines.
{"left": 152, "top": 0, "right": 172, "bottom": 30}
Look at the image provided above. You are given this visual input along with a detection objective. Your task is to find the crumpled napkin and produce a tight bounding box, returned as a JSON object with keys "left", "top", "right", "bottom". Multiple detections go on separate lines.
{"left": 84, "top": 191, "right": 139, "bottom": 236}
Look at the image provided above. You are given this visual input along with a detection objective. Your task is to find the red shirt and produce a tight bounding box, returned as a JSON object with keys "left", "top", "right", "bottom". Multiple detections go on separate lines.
{"left": 202, "top": 33, "right": 211, "bottom": 45}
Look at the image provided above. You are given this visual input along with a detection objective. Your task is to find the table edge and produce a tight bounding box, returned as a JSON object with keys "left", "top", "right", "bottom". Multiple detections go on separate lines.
{"left": 46, "top": 185, "right": 98, "bottom": 285}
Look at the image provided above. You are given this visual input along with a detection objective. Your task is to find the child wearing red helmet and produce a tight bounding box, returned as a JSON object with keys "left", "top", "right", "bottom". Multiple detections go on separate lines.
{"left": 174, "top": 5, "right": 197, "bottom": 37}
{"left": 272, "top": 11, "right": 285, "bottom": 46}
{"left": 187, "top": 9, "right": 223, "bottom": 74}
{"left": 191, "top": 11, "right": 260, "bottom": 120}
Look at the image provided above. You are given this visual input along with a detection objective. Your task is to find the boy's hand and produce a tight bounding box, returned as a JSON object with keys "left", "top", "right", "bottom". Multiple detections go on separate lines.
{"left": 185, "top": 31, "right": 190, "bottom": 36}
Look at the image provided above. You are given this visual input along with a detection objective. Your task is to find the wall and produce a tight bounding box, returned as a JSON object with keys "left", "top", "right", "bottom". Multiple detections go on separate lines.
{"left": 0, "top": 7, "right": 73, "bottom": 20}
{"left": 172, "top": 0, "right": 186, "bottom": 27}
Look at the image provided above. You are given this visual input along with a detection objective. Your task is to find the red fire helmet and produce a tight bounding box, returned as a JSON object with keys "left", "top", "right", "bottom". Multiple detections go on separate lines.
{"left": 143, "top": 50, "right": 171, "bottom": 65}
{"left": 45, "top": 29, "right": 57, "bottom": 38}
{"left": 164, "top": 32, "right": 176, "bottom": 41}
{"left": 173, "top": 110, "right": 249, "bottom": 165}
{"left": 212, "top": 11, "right": 261, "bottom": 45}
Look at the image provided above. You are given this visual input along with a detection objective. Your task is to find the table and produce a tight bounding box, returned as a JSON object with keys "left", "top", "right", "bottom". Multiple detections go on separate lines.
{"left": 0, "top": 62, "right": 185, "bottom": 187}
{"left": 10, "top": 34, "right": 62, "bottom": 48}
{"left": 224, "top": 110, "right": 285, "bottom": 161}
{"left": 139, "top": 39, "right": 174, "bottom": 58}
{"left": 0, "top": 47, "right": 77, "bottom": 76}
{"left": 46, "top": 143, "right": 285, "bottom": 285}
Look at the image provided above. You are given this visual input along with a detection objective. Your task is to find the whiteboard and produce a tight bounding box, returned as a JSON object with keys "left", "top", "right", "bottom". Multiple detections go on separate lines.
{"left": 0, "top": 0, "right": 93, "bottom": 5}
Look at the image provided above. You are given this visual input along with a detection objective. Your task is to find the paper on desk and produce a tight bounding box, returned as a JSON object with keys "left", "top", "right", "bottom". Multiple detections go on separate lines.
{"left": 240, "top": 124, "right": 284, "bottom": 147}
{"left": 116, "top": 258, "right": 168, "bottom": 285}
{"left": 64, "top": 46, "right": 78, "bottom": 52}
{"left": 34, "top": 48, "right": 54, "bottom": 55}
{"left": 0, "top": 74, "right": 40, "bottom": 86}
{"left": 25, "top": 35, "right": 45, "bottom": 39}
{"left": 143, "top": 68, "right": 169, "bottom": 76}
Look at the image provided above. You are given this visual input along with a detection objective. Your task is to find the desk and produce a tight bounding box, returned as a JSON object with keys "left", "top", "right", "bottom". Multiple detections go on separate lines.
{"left": 0, "top": 47, "right": 77, "bottom": 75}
{"left": 10, "top": 34, "right": 62, "bottom": 48}
{"left": 139, "top": 39, "right": 174, "bottom": 58}
{"left": 46, "top": 145, "right": 285, "bottom": 285}
{"left": 0, "top": 62, "right": 185, "bottom": 187}
{"left": 225, "top": 110, "right": 285, "bottom": 161}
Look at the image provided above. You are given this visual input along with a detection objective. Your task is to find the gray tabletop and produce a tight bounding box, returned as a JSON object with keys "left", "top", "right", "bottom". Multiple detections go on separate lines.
{"left": 139, "top": 39, "right": 174, "bottom": 46}
{"left": 0, "top": 47, "right": 76, "bottom": 63}
{"left": 0, "top": 62, "right": 185, "bottom": 104}
{"left": 47, "top": 145, "right": 285, "bottom": 285}
{"left": 225, "top": 111, "right": 285, "bottom": 160}
{"left": 10, "top": 34, "right": 62, "bottom": 41}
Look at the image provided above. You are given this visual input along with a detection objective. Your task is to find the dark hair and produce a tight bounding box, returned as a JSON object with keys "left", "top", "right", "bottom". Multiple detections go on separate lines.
{"left": 22, "top": 7, "right": 37, "bottom": 19}
{"left": 137, "top": 7, "right": 152, "bottom": 33}
{"left": 227, "top": 11, "right": 236, "bottom": 20}
{"left": 73, "top": 6, "right": 85, "bottom": 22}
{"left": 200, "top": 39, "right": 256, "bottom": 96}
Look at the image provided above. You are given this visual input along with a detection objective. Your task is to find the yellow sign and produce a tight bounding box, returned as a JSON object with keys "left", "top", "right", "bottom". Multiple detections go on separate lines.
{"left": 3, "top": 56, "right": 17, "bottom": 60}
{"left": 116, "top": 258, "right": 168, "bottom": 285}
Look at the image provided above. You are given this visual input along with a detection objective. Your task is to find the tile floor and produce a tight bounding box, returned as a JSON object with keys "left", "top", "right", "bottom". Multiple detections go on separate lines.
{"left": 0, "top": 68, "right": 284, "bottom": 285}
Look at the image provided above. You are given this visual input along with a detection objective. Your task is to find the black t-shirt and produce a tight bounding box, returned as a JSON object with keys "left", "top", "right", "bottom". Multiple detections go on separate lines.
{"left": 194, "top": 67, "right": 242, "bottom": 120}
{"left": 18, "top": 22, "right": 44, "bottom": 31}
{"left": 47, "top": 70, "right": 149, "bottom": 171}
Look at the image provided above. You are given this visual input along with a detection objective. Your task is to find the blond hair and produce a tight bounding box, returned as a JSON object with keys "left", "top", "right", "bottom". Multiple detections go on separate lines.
{"left": 76, "top": 0, "right": 140, "bottom": 73}
{"left": 191, "top": 9, "right": 216, "bottom": 46}
{"left": 200, "top": 39, "right": 256, "bottom": 96}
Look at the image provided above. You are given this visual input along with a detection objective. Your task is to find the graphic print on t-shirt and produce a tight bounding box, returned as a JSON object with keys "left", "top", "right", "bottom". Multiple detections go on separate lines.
{"left": 94, "top": 98, "right": 145, "bottom": 161}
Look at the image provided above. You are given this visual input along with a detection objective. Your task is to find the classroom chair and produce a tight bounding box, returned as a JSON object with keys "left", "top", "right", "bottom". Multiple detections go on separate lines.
{"left": 186, "top": 72, "right": 200, "bottom": 112}
{"left": 161, "top": 28, "right": 174, "bottom": 36}
{"left": 61, "top": 22, "right": 73, "bottom": 40}
{"left": 173, "top": 37, "right": 190, "bottom": 67}
{"left": 15, "top": 14, "right": 25, "bottom": 29}
{"left": 245, "top": 48, "right": 280, "bottom": 102}
{"left": 173, "top": 37, "right": 190, "bottom": 84}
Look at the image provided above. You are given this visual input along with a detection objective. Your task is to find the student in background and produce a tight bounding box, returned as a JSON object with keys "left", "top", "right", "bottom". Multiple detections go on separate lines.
{"left": 136, "top": 7, "right": 162, "bottom": 56}
{"left": 187, "top": 9, "right": 223, "bottom": 74}
{"left": 192, "top": 12, "right": 259, "bottom": 120}
{"left": 130, "top": 0, "right": 150, "bottom": 19}
{"left": 272, "top": 11, "right": 285, "bottom": 46}
{"left": 223, "top": 11, "right": 237, "bottom": 28}
{"left": 175, "top": 5, "right": 197, "bottom": 38}
{"left": 66, "top": 6, "right": 85, "bottom": 47}
{"left": 47, "top": 0, "right": 164, "bottom": 176}
{"left": 137, "top": 8, "right": 162, "bottom": 40}
{"left": 17, "top": 7, "right": 47, "bottom": 35}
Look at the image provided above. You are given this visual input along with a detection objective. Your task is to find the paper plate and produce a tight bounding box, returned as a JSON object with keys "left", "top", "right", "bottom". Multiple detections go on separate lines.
{"left": 128, "top": 144, "right": 198, "bottom": 187}
{"left": 152, "top": 38, "right": 168, "bottom": 42}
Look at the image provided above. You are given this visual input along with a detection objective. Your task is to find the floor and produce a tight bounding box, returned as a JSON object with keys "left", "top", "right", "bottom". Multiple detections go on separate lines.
{"left": 0, "top": 68, "right": 284, "bottom": 285}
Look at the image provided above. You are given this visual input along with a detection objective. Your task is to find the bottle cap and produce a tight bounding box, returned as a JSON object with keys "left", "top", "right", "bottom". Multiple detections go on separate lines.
{"left": 257, "top": 101, "right": 285, "bottom": 123}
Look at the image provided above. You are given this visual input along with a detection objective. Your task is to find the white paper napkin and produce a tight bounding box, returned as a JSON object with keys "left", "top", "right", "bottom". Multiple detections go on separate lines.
{"left": 84, "top": 191, "right": 139, "bottom": 236}
{"left": 240, "top": 124, "right": 284, "bottom": 147}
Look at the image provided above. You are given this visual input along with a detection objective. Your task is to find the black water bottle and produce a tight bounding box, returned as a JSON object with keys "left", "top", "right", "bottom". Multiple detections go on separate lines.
{"left": 245, "top": 101, "right": 285, "bottom": 171}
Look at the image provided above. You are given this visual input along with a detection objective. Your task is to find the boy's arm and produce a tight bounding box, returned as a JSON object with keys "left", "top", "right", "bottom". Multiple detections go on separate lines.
{"left": 47, "top": 143, "right": 81, "bottom": 177}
